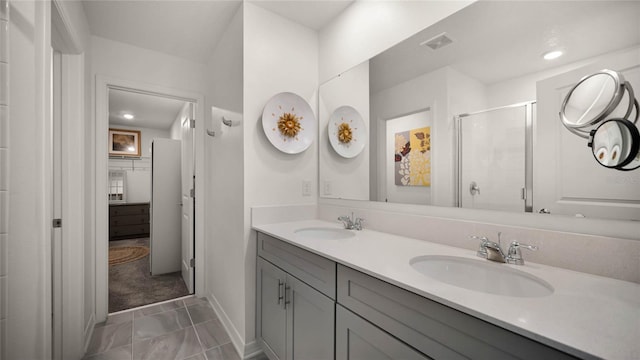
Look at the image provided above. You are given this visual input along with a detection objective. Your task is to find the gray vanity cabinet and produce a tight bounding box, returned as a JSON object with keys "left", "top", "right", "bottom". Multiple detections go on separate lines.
{"left": 256, "top": 232, "right": 577, "bottom": 360}
{"left": 257, "top": 233, "right": 336, "bottom": 360}
{"left": 257, "top": 258, "right": 287, "bottom": 359}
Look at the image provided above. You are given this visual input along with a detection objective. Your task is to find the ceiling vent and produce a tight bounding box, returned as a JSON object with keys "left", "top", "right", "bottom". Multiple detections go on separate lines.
{"left": 420, "top": 32, "right": 454, "bottom": 50}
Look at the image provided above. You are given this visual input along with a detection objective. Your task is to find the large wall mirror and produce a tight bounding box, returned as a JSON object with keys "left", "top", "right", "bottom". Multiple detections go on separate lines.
{"left": 319, "top": 0, "right": 640, "bottom": 221}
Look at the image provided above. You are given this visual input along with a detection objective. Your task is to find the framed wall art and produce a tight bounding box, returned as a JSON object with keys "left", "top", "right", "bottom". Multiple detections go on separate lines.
{"left": 109, "top": 128, "right": 141, "bottom": 157}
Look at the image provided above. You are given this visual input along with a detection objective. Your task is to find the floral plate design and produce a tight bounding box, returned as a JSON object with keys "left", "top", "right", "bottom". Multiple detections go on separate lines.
{"left": 262, "top": 92, "right": 316, "bottom": 154}
{"left": 328, "top": 105, "right": 367, "bottom": 158}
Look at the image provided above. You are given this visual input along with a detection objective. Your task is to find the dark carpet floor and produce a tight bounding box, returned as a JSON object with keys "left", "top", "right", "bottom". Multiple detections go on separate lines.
{"left": 109, "top": 238, "right": 190, "bottom": 313}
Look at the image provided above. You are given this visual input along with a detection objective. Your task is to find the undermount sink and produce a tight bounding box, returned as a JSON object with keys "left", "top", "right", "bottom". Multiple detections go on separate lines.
{"left": 410, "top": 255, "right": 553, "bottom": 298}
{"left": 294, "top": 227, "right": 356, "bottom": 240}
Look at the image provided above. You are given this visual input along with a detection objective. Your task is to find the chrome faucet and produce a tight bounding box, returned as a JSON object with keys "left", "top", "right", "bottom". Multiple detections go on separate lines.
{"left": 338, "top": 212, "right": 364, "bottom": 230}
{"left": 470, "top": 232, "right": 538, "bottom": 265}
{"left": 471, "top": 233, "right": 505, "bottom": 262}
{"left": 506, "top": 241, "right": 538, "bottom": 265}
{"left": 485, "top": 241, "right": 507, "bottom": 263}
{"left": 470, "top": 235, "right": 490, "bottom": 258}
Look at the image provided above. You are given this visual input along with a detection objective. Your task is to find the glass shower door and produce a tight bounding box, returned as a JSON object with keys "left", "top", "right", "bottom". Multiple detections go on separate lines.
{"left": 457, "top": 103, "right": 533, "bottom": 212}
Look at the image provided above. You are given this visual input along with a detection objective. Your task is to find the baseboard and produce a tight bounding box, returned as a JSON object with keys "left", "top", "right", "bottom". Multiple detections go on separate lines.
{"left": 243, "top": 340, "right": 263, "bottom": 359}
{"left": 206, "top": 293, "right": 263, "bottom": 359}
{"left": 83, "top": 313, "right": 95, "bottom": 353}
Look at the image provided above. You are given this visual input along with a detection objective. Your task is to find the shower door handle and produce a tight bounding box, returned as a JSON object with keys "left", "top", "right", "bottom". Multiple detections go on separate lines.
{"left": 469, "top": 181, "right": 480, "bottom": 196}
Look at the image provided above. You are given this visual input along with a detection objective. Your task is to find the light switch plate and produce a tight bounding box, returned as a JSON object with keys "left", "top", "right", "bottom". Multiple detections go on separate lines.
{"left": 323, "top": 180, "right": 332, "bottom": 195}
{"left": 302, "top": 180, "right": 312, "bottom": 196}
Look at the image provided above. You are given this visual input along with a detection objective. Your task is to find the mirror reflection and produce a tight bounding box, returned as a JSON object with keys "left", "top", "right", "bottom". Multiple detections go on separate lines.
{"left": 561, "top": 69, "right": 638, "bottom": 138}
{"left": 318, "top": 0, "right": 640, "bottom": 221}
{"left": 589, "top": 119, "right": 640, "bottom": 168}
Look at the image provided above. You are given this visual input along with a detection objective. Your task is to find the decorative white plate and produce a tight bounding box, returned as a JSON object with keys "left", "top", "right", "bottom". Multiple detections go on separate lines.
{"left": 262, "top": 92, "right": 316, "bottom": 154}
{"left": 328, "top": 105, "right": 367, "bottom": 158}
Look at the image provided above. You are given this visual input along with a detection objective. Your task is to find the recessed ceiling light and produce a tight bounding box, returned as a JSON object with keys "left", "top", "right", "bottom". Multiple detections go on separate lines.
{"left": 543, "top": 50, "right": 563, "bottom": 60}
{"left": 123, "top": 113, "right": 134, "bottom": 120}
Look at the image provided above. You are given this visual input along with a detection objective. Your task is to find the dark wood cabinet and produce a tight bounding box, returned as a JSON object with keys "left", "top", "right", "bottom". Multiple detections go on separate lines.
{"left": 109, "top": 203, "right": 150, "bottom": 240}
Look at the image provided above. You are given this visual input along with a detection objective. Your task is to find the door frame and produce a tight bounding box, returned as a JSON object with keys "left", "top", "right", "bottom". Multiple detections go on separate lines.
{"left": 51, "top": 1, "right": 87, "bottom": 358}
{"left": 95, "top": 76, "right": 205, "bottom": 322}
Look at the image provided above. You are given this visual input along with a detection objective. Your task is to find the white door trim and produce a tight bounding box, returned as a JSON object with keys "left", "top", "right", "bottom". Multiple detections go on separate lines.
{"left": 95, "top": 76, "right": 205, "bottom": 322}
{"left": 51, "top": 0, "right": 87, "bottom": 358}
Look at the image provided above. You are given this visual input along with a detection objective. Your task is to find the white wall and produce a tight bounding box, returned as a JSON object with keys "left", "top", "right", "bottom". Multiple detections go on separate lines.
{"left": 319, "top": 0, "right": 475, "bottom": 82}
{"left": 372, "top": 67, "right": 449, "bottom": 205}
{"left": 0, "top": 1, "right": 8, "bottom": 357}
{"left": 203, "top": 3, "right": 246, "bottom": 354}
{"left": 6, "top": 1, "right": 52, "bottom": 359}
{"left": 319, "top": 60, "right": 369, "bottom": 200}
{"left": 108, "top": 125, "right": 170, "bottom": 203}
{"left": 242, "top": 2, "right": 318, "bottom": 354}
{"left": 92, "top": 36, "right": 207, "bottom": 94}
{"left": 371, "top": 66, "right": 487, "bottom": 206}
{"left": 385, "top": 110, "right": 433, "bottom": 205}
{"left": 169, "top": 103, "right": 189, "bottom": 140}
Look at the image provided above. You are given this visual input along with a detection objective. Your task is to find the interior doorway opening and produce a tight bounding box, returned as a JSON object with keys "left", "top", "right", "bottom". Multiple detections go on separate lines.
{"left": 105, "top": 87, "right": 196, "bottom": 313}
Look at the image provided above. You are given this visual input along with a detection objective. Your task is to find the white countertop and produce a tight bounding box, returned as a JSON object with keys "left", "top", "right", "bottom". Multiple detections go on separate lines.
{"left": 253, "top": 219, "right": 640, "bottom": 360}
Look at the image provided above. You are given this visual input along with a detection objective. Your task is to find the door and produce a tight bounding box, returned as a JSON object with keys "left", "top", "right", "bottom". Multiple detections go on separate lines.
{"left": 457, "top": 103, "right": 531, "bottom": 212}
{"left": 51, "top": 50, "right": 63, "bottom": 360}
{"left": 151, "top": 139, "right": 182, "bottom": 275}
{"left": 181, "top": 104, "right": 195, "bottom": 293}
{"left": 257, "top": 258, "right": 287, "bottom": 360}
{"left": 286, "top": 275, "right": 335, "bottom": 360}
{"left": 336, "top": 305, "right": 431, "bottom": 360}
{"left": 535, "top": 52, "right": 640, "bottom": 219}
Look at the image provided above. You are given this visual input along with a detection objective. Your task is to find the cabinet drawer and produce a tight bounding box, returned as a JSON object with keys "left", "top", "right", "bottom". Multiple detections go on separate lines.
{"left": 109, "top": 204, "right": 149, "bottom": 217}
{"left": 337, "top": 265, "right": 576, "bottom": 360}
{"left": 257, "top": 232, "right": 336, "bottom": 299}
{"left": 110, "top": 224, "right": 150, "bottom": 238}
{"left": 109, "top": 214, "right": 149, "bottom": 226}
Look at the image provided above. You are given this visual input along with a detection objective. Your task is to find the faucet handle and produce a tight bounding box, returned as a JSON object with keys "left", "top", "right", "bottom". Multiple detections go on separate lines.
{"left": 506, "top": 241, "right": 538, "bottom": 265}
{"left": 470, "top": 235, "right": 489, "bottom": 258}
{"left": 470, "top": 235, "right": 489, "bottom": 243}
{"left": 354, "top": 217, "right": 365, "bottom": 230}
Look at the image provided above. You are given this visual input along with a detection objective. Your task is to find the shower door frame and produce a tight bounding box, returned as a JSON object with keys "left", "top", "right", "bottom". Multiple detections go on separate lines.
{"left": 454, "top": 101, "right": 535, "bottom": 212}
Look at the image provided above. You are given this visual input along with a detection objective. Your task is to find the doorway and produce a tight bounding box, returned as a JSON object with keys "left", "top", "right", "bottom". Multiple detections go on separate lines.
{"left": 95, "top": 77, "right": 205, "bottom": 321}
{"left": 106, "top": 88, "right": 194, "bottom": 312}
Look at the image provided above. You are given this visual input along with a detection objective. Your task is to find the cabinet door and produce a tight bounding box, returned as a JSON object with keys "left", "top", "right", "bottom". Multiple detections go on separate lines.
{"left": 286, "top": 275, "right": 335, "bottom": 360}
{"left": 336, "top": 305, "right": 431, "bottom": 360}
{"left": 257, "top": 258, "right": 287, "bottom": 360}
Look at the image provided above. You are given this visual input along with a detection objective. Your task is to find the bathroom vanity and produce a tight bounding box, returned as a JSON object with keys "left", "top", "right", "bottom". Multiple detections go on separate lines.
{"left": 254, "top": 219, "right": 639, "bottom": 360}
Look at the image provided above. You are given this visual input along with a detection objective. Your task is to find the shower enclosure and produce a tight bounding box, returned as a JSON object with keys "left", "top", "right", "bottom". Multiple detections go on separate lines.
{"left": 455, "top": 102, "right": 534, "bottom": 212}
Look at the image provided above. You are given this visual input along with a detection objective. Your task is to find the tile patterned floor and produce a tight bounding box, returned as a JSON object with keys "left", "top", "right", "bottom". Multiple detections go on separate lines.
{"left": 84, "top": 297, "right": 266, "bottom": 360}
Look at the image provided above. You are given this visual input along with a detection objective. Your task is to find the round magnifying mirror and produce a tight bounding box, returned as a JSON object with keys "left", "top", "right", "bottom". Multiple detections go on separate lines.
{"left": 587, "top": 118, "right": 640, "bottom": 169}
{"left": 619, "top": 148, "right": 640, "bottom": 171}
{"left": 561, "top": 70, "right": 631, "bottom": 131}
